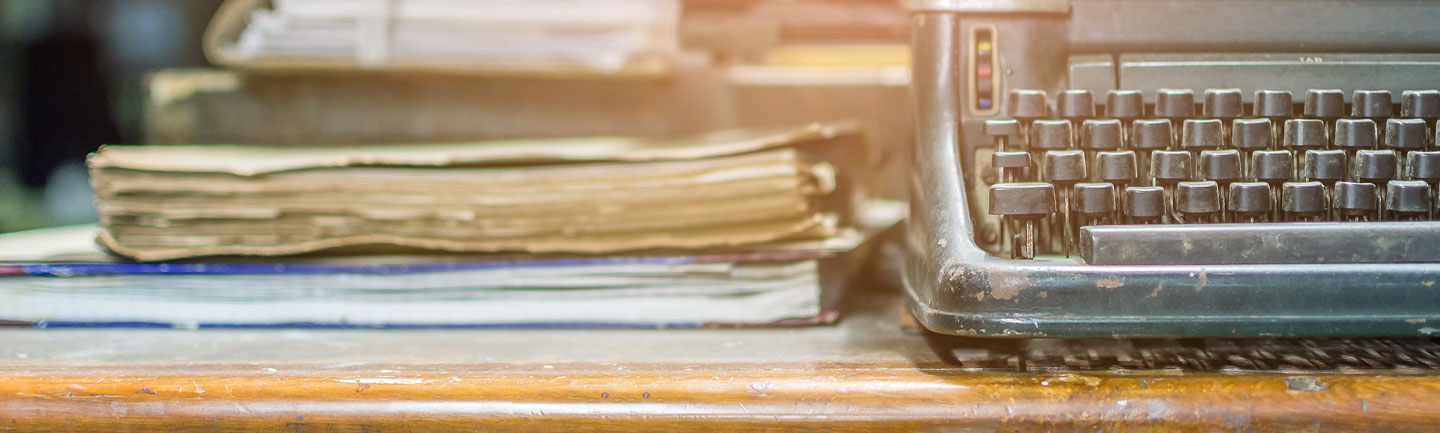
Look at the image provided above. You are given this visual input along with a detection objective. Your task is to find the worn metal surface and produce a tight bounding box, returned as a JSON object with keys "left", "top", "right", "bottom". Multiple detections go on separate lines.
{"left": 1081, "top": 222, "right": 1440, "bottom": 265}
{"left": 1069, "top": 0, "right": 1440, "bottom": 52}
{"left": 1118, "top": 53, "right": 1440, "bottom": 102}
{"left": 900, "top": 11, "right": 1440, "bottom": 338}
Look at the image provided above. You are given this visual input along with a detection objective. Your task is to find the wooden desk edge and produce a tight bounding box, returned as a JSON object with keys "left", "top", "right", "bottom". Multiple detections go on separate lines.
{"left": 1, "top": 364, "right": 1438, "bottom": 432}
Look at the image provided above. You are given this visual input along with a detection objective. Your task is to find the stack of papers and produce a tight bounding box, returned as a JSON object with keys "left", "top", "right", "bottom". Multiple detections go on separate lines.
{"left": 204, "top": 0, "right": 679, "bottom": 75}
{"left": 0, "top": 201, "right": 900, "bottom": 328}
{"left": 61, "top": 122, "right": 886, "bottom": 328}
{"left": 90, "top": 123, "right": 859, "bottom": 262}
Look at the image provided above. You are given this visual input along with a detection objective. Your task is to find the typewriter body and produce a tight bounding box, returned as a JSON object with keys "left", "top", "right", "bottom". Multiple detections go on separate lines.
{"left": 903, "top": 0, "right": 1440, "bottom": 337}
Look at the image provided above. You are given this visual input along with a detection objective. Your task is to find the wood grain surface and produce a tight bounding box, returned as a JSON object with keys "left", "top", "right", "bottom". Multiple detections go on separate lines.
{"left": 0, "top": 290, "right": 1437, "bottom": 432}
{"left": 1, "top": 364, "right": 1438, "bottom": 432}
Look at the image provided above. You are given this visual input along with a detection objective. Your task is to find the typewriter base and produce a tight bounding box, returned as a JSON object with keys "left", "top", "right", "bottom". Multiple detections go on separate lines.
{"left": 909, "top": 298, "right": 1440, "bottom": 339}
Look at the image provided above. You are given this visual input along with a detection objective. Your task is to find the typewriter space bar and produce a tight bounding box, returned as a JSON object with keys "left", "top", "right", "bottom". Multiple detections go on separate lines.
{"left": 1079, "top": 222, "right": 1440, "bottom": 265}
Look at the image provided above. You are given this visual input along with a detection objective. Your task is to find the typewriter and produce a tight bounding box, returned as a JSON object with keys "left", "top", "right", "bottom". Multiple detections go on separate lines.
{"left": 901, "top": 0, "right": 1440, "bottom": 338}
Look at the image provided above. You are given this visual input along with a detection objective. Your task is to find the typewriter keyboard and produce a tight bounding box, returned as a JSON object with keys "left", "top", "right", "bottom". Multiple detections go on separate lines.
{"left": 981, "top": 88, "right": 1440, "bottom": 264}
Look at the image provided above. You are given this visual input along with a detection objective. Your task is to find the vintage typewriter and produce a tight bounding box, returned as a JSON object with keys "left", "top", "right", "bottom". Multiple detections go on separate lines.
{"left": 901, "top": 0, "right": 1440, "bottom": 338}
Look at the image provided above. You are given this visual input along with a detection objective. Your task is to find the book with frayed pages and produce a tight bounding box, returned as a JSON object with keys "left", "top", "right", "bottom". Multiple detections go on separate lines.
{"left": 0, "top": 203, "right": 898, "bottom": 328}
{"left": 34, "top": 122, "right": 896, "bottom": 328}
{"left": 90, "top": 122, "right": 865, "bottom": 261}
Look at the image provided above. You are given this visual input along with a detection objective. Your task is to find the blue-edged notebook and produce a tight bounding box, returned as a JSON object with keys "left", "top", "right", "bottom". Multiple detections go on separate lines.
{"left": 0, "top": 201, "right": 901, "bottom": 328}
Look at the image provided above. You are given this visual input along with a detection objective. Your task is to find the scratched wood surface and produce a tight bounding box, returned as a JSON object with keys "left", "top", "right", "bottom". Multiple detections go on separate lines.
{"left": 0, "top": 288, "right": 1438, "bottom": 432}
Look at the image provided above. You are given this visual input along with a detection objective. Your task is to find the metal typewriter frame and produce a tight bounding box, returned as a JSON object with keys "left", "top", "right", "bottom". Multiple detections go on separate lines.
{"left": 902, "top": 6, "right": 1440, "bottom": 338}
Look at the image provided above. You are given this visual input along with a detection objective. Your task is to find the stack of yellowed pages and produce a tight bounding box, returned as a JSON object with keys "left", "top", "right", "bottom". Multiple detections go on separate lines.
{"left": 89, "top": 123, "right": 863, "bottom": 262}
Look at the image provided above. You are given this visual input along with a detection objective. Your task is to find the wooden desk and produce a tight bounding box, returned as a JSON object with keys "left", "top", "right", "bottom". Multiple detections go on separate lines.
{"left": 1, "top": 288, "right": 1437, "bottom": 432}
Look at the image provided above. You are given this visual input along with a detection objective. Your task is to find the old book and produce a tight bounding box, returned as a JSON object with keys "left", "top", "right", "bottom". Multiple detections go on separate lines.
{"left": 141, "top": 65, "right": 736, "bottom": 146}
{"left": 0, "top": 201, "right": 901, "bottom": 328}
{"left": 136, "top": 66, "right": 913, "bottom": 201}
{"left": 89, "top": 122, "right": 864, "bottom": 261}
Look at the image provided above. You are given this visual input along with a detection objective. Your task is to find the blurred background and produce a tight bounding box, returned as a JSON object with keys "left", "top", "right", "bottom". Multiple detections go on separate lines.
{"left": 0, "top": 0, "right": 222, "bottom": 230}
{"left": 0, "top": 0, "right": 910, "bottom": 233}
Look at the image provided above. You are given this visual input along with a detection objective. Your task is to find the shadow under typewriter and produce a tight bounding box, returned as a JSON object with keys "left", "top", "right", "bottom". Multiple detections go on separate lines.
{"left": 925, "top": 333, "right": 1440, "bottom": 372}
